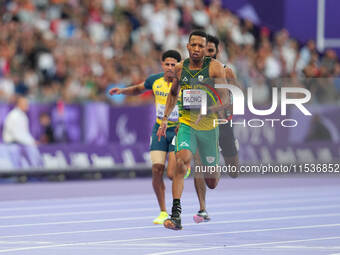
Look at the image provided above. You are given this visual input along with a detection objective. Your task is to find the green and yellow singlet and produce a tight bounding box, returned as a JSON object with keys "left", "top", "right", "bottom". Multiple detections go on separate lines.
{"left": 178, "top": 57, "right": 219, "bottom": 130}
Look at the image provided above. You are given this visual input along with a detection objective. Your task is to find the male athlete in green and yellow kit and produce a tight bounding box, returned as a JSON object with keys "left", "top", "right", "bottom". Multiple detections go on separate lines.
{"left": 157, "top": 31, "right": 229, "bottom": 230}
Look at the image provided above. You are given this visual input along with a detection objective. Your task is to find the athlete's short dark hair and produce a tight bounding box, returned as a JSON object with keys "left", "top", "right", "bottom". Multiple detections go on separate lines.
{"left": 207, "top": 34, "right": 220, "bottom": 51}
{"left": 189, "top": 30, "right": 208, "bottom": 42}
{"left": 162, "top": 50, "right": 181, "bottom": 62}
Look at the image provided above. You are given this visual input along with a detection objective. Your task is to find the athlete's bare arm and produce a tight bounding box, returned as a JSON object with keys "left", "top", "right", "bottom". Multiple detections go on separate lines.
{"left": 156, "top": 62, "right": 183, "bottom": 140}
{"left": 225, "top": 67, "right": 236, "bottom": 86}
{"left": 109, "top": 82, "right": 146, "bottom": 96}
{"left": 225, "top": 66, "right": 243, "bottom": 91}
{"left": 164, "top": 62, "right": 183, "bottom": 117}
{"left": 208, "top": 59, "right": 229, "bottom": 115}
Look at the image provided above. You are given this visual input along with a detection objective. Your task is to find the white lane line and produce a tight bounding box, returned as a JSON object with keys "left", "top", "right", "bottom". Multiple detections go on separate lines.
{"left": 270, "top": 245, "right": 340, "bottom": 250}
{"left": 0, "top": 193, "right": 164, "bottom": 205}
{"left": 147, "top": 236, "right": 340, "bottom": 255}
{"left": 1, "top": 182, "right": 339, "bottom": 212}
{"left": 0, "top": 195, "right": 149, "bottom": 205}
{"left": 0, "top": 210, "right": 340, "bottom": 232}
{"left": 0, "top": 194, "right": 248, "bottom": 212}
{"left": 0, "top": 207, "right": 338, "bottom": 239}
{"left": 0, "top": 207, "right": 157, "bottom": 220}
{"left": 0, "top": 216, "right": 156, "bottom": 229}
{"left": 196, "top": 212, "right": 340, "bottom": 228}
{"left": 117, "top": 243, "right": 201, "bottom": 247}
{"left": 0, "top": 198, "right": 175, "bottom": 212}
{"left": 0, "top": 225, "right": 161, "bottom": 237}
{"left": 0, "top": 224, "right": 339, "bottom": 253}
{"left": 0, "top": 201, "right": 147, "bottom": 212}
{"left": 0, "top": 194, "right": 339, "bottom": 214}
{"left": 1, "top": 204, "right": 339, "bottom": 238}
{"left": 0, "top": 241, "right": 53, "bottom": 245}
{"left": 1, "top": 200, "right": 339, "bottom": 220}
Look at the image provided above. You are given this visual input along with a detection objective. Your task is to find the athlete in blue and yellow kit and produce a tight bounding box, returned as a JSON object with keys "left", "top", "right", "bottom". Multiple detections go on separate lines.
{"left": 157, "top": 31, "right": 229, "bottom": 230}
{"left": 110, "top": 50, "right": 187, "bottom": 224}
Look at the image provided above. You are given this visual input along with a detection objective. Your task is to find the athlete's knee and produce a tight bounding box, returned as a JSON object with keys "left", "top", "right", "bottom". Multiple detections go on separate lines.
{"left": 175, "top": 157, "right": 187, "bottom": 176}
{"left": 166, "top": 152, "right": 176, "bottom": 180}
{"left": 176, "top": 154, "right": 184, "bottom": 165}
{"left": 194, "top": 169, "right": 204, "bottom": 178}
{"left": 166, "top": 172, "right": 173, "bottom": 180}
{"left": 205, "top": 178, "right": 219, "bottom": 189}
{"left": 152, "top": 164, "right": 165, "bottom": 177}
{"left": 224, "top": 157, "right": 240, "bottom": 178}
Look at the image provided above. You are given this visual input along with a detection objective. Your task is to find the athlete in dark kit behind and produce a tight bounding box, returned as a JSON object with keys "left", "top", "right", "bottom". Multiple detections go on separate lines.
{"left": 193, "top": 34, "right": 241, "bottom": 223}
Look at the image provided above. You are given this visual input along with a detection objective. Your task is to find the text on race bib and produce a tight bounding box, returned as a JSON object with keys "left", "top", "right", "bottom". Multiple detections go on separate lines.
{"left": 157, "top": 104, "right": 179, "bottom": 122}
{"left": 183, "top": 89, "right": 207, "bottom": 110}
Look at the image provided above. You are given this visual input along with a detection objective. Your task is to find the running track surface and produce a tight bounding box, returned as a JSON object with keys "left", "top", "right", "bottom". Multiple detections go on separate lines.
{"left": 0, "top": 176, "right": 340, "bottom": 255}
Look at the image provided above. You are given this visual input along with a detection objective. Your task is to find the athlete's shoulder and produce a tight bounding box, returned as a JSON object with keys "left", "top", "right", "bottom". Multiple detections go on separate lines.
{"left": 210, "top": 58, "right": 224, "bottom": 68}
{"left": 174, "top": 60, "right": 184, "bottom": 78}
{"left": 146, "top": 72, "right": 164, "bottom": 81}
{"left": 175, "top": 60, "right": 184, "bottom": 70}
{"left": 144, "top": 72, "right": 164, "bottom": 90}
{"left": 224, "top": 65, "right": 236, "bottom": 80}
{"left": 209, "top": 58, "right": 225, "bottom": 78}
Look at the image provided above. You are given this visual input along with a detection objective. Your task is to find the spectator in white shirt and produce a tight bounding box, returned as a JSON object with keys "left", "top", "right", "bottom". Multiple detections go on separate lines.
{"left": 2, "top": 97, "right": 36, "bottom": 146}
{"left": 0, "top": 74, "right": 15, "bottom": 101}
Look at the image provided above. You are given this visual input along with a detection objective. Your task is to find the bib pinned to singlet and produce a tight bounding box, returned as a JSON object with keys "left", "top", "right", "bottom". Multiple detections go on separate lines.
{"left": 182, "top": 89, "right": 207, "bottom": 110}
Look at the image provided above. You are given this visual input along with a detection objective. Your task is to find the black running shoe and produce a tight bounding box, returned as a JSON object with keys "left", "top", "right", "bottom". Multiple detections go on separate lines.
{"left": 193, "top": 210, "right": 210, "bottom": 223}
{"left": 164, "top": 216, "right": 182, "bottom": 230}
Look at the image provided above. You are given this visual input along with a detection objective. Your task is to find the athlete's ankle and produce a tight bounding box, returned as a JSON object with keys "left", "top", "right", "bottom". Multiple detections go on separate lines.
{"left": 172, "top": 199, "right": 181, "bottom": 217}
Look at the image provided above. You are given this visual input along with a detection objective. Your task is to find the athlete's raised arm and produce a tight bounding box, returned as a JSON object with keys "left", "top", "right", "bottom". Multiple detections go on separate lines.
{"left": 109, "top": 82, "right": 146, "bottom": 96}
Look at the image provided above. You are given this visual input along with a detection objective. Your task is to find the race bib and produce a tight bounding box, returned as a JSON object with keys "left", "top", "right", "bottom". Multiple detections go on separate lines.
{"left": 182, "top": 89, "right": 207, "bottom": 110}
{"left": 156, "top": 104, "right": 179, "bottom": 122}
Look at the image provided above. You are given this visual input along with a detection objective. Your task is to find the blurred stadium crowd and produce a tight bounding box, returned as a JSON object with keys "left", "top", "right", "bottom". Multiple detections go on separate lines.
{"left": 1, "top": 0, "right": 340, "bottom": 105}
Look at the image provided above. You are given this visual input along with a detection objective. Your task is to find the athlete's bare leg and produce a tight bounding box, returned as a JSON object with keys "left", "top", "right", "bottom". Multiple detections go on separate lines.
{"left": 194, "top": 173, "right": 206, "bottom": 211}
{"left": 166, "top": 151, "right": 176, "bottom": 180}
{"left": 150, "top": 150, "right": 168, "bottom": 214}
{"left": 193, "top": 151, "right": 219, "bottom": 223}
{"left": 225, "top": 155, "right": 240, "bottom": 178}
{"left": 152, "top": 163, "right": 166, "bottom": 212}
{"left": 163, "top": 149, "right": 192, "bottom": 229}
{"left": 204, "top": 171, "right": 220, "bottom": 189}
{"left": 172, "top": 149, "right": 192, "bottom": 199}
{"left": 193, "top": 152, "right": 206, "bottom": 211}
